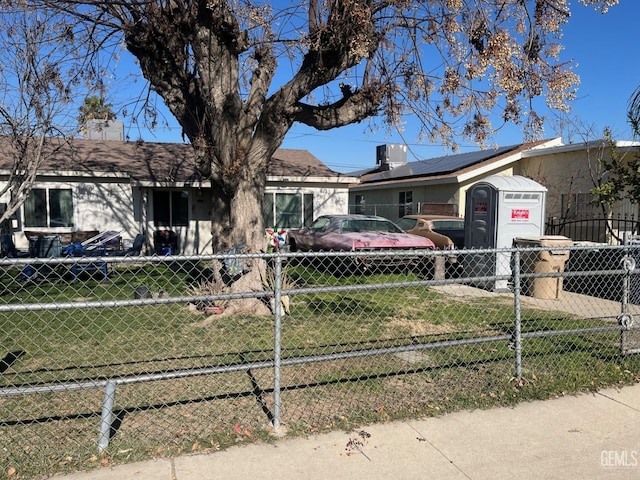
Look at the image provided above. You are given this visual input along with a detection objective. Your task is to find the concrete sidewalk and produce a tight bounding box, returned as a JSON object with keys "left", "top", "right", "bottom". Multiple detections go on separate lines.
{"left": 58, "top": 383, "right": 640, "bottom": 480}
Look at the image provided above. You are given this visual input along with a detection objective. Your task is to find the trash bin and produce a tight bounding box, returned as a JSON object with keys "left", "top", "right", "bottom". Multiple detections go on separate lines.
{"left": 28, "top": 235, "right": 62, "bottom": 258}
{"left": 514, "top": 235, "right": 573, "bottom": 299}
{"left": 25, "top": 235, "right": 61, "bottom": 280}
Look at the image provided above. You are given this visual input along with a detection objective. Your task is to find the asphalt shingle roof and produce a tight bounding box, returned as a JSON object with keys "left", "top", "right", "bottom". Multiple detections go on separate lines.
{"left": 0, "top": 137, "right": 342, "bottom": 183}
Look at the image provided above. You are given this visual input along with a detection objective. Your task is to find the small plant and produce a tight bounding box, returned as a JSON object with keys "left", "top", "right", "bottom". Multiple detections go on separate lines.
{"left": 186, "top": 278, "right": 228, "bottom": 311}
{"left": 260, "top": 264, "right": 296, "bottom": 290}
{"left": 260, "top": 262, "right": 296, "bottom": 314}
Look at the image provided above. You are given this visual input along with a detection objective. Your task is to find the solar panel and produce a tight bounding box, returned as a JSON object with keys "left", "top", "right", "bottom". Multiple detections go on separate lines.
{"left": 360, "top": 144, "right": 519, "bottom": 183}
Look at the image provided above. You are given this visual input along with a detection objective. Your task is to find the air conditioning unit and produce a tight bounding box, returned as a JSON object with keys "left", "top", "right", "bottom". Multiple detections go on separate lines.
{"left": 376, "top": 144, "right": 407, "bottom": 171}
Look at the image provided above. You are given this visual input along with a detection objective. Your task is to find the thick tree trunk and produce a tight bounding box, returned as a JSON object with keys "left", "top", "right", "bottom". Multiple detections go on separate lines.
{"left": 208, "top": 153, "right": 268, "bottom": 254}
{"left": 207, "top": 147, "right": 273, "bottom": 316}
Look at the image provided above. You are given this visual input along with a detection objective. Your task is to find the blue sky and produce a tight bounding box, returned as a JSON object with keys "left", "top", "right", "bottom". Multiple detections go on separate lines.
{"left": 114, "top": 1, "right": 640, "bottom": 174}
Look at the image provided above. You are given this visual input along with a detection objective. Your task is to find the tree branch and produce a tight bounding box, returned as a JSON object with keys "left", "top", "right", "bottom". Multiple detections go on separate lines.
{"left": 238, "top": 45, "right": 276, "bottom": 138}
{"left": 293, "top": 85, "right": 384, "bottom": 130}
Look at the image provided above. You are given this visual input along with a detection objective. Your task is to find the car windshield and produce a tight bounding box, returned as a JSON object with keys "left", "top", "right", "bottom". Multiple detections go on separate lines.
{"left": 340, "top": 219, "right": 403, "bottom": 233}
{"left": 396, "top": 218, "right": 417, "bottom": 231}
{"left": 431, "top": 220, "right": 465, "bottom": 230}
{"left": 309, "top": 217, "right": 331, "bottom": 232}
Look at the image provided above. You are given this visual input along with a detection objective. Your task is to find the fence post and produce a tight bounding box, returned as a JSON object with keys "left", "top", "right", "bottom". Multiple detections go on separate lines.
{"left": 98, "top": 380, "right": 117, "bottom": 453}
{"left": 620, "top": 240, "right": 636, "bottom": 354}
{"left": 272, "top": 253, "right": 283, "bottom": 429}
{"left": 512, "top": 249, "right": 522, "bottom": 379}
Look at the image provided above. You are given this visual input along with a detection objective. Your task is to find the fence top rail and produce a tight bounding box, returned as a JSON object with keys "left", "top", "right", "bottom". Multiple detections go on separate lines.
{"left": 0, "top": 242, "right": 634, "bottom": 265}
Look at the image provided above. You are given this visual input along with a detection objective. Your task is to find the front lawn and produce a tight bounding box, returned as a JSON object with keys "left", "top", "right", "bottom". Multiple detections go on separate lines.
{"left": 1, "top": 261, "right": 639, "bottom": 479}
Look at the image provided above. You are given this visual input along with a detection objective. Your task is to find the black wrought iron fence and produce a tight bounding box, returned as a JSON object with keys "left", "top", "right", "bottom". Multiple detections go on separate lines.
{"left": 545, "top": 214, "right": 639, "bottom": 244}
{"left": 2, "top": 245, "right": 640, "bottom": 478}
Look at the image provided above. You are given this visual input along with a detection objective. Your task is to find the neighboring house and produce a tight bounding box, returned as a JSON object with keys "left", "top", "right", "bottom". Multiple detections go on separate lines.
{"left": 0, "top": 134, "right": 356, "bottom": 254}
{"left": 348, "top": 139, "right": 563, "bottom": 221}
{"left": 516, "top": 140, "right": 640, "bottom": 220}
{"left": 348, "top": 138, "right": 640, "bottom": 229}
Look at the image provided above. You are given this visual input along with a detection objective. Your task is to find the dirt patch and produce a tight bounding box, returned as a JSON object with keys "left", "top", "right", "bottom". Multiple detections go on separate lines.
{"left": 386, "top": 315, "right": 455, "bottom": 337}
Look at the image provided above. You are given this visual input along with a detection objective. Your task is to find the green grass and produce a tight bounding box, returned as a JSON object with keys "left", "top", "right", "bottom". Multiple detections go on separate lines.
{"left": 1, "top": 261, "right": 640, "bottom": 479}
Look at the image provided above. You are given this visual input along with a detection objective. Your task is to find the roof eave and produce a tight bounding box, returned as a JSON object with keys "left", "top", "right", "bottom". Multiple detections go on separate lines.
{"left": 131, "top": 180, "right": 212, "bottom": 188}
{"left": 0, "top": 169, "right": 130, "bottom": 179}
{"left": 521, "top": 139, "right": 640, "bottom": 158}
{"left": 266, "top": 175, "right": 358, "bottom": 184}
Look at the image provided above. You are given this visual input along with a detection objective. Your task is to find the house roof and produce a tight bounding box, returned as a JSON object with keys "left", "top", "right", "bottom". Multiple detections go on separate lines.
{"left": 0, "top": 137, "right": 347, "bottom": 184}
{"left": 520, "top": 139, "right": 640, "bottom": 158}
{"left": 353, "top": 139, "right": 560, "bottom": 188}
{"left": 360, "top": 144, "right": 520, "bottom": 182}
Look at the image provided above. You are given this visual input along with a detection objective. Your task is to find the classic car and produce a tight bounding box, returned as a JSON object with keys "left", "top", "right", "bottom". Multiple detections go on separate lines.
{"left": 396, "top": 215, "right": 465, "bottom": 250}
{"left": 287, "top": 214, "right": 436, "bottom": 273}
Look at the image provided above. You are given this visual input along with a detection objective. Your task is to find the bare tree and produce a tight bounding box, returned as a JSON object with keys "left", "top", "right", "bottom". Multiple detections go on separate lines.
{"left": 24, "top": 0, "right": 618, "bottom": 255}
{"left": 0, "top": 7, "right": 92, "bottom": 234}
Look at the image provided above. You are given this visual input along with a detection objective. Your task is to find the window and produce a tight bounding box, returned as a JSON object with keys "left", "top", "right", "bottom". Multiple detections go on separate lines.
{"left": 277, "top": 193, "right": 301, "bottom": 228}
{"left": 354, "top": 194, "right": 366, "bottom": 214}
{"left": 561, "top": 193, "right": 597, "bottom": 219}
{"left": 24, "top": 188, "right": 73, "bottom": 228}
{"left": 263, "top": 194, "right": 274, "bottom": 227}
{"left": 263, "top": 193, "right": 314, "bottom": 229}
{"left": 399, "top": 191, "right": 413, "bottom": 217}
{"left": 304, "top": 193, "right": 314, "bottom": 227}
{"left": 153, "top": 190, "right": 189, "bottom": 226}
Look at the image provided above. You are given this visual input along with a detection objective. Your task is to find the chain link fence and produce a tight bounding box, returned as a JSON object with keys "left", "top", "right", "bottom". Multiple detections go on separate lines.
{"left": 2, "top": 243, "right": 640, "bottom": 478}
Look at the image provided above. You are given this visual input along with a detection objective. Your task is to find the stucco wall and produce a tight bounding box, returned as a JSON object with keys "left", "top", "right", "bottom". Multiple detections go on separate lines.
{"left": 5, "top": 178, "right": 138, "bottom": 250}
{"left": 4, "top": 178, "right": 351, "bottom": 254}
{"left": 517, "top": 150, "right": 591, "bottom": 218}
{"left": 514, "top": 147, "right": 638, "bottom": 219}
